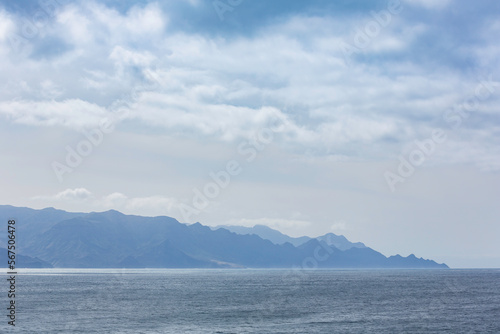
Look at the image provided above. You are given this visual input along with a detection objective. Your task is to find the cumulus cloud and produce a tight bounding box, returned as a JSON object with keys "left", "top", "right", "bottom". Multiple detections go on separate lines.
{"left": 33, "top": 188, "right": 93, "bottom": 201}
{"left": 56, "top": 2, "right": 166, "bottom": 46}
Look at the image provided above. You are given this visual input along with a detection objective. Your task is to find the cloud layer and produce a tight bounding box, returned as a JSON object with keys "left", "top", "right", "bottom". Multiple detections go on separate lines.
{"left": 0, "top": 0, "right": 498, "bottom": 168}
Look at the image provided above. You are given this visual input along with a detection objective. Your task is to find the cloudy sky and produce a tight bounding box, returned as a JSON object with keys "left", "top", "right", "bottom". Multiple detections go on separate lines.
{"left": 0, "top": 0, "right": 499, "bottom": 268}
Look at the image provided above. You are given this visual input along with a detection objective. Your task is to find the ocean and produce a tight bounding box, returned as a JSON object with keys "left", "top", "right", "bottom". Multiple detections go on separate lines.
{"left": 1, "top": 269, "right": 499, "bottom": 333}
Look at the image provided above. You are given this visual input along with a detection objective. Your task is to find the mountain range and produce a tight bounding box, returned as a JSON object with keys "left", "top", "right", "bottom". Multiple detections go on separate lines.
{"left": 214, "top": 224, "right": 367, "bottom": 250}
{"left": 0, "top": 205, "right": 448, "bottom": 269}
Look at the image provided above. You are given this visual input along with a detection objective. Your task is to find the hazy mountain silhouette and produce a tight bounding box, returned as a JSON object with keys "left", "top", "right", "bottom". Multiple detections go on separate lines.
{"left": 214, "top": 224, "right": 312, "bottom": 246}
{"left": 215, "top": 225, "right": 366, "bottom": 250}
{"left": 1, "top": 247, "right": 53, "bottom": 268}
{"left": 0, "top": 205, "right": 448, "bottom": 269}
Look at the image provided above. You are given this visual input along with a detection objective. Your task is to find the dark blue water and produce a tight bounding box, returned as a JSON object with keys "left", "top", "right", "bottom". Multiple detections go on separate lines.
{"left": 1, "top": 269, "right": 499, "bottom": 333}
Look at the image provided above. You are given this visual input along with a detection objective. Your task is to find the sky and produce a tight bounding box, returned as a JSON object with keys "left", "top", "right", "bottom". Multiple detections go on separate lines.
{"left": 0, "top": 0, "right": 499, "bottom": 268}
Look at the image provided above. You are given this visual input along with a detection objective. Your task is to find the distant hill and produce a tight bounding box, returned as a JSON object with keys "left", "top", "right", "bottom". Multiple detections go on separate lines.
{"left": 214, "top": 224, "right": 312, "bottom": 246}
{"left": 0, "top": 205, "right": 448, "bottom": 269}
{"left": 1, "top": 247, "right": 53, "bottom": 268}
{"left": 214, "top": 225, "right": 366, "bottom": 250}
{"left": 317, "top": 233, "right": 366, "bottom": 251}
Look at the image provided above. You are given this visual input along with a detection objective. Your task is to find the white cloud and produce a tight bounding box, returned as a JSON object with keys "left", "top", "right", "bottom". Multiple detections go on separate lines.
{"left": 102, "top": 192, "right": 128, "bottom": 206}
{"left": 0, "top": 99, "right": 109, "bottom": 128}
{"left": 56, "top": 188, "right": 93, "bottom": 200}
{"left": 57, "top": 2, "right": 166, "bottom": 46}
{"left": 109, "top": 46, "right": 156, "bottom": 67}
{"left": 33, "top": 188, "right": 93, "bottom": 201}
{"left": 0, "top": 10, "right": 14, "bottom": 42}
{"left": 40, "top": 80, "right": 64, "bottom": 99}
{"left": 124, "top": 2, "right": 166, "bottom": 36}
{"left": 57, "top": 5, "right": 93, "bottom": 45}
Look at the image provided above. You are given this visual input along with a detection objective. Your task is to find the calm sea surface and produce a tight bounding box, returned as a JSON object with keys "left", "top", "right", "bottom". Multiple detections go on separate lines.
{"left": 1, "top": 269, "right": 499, "bottom": 333}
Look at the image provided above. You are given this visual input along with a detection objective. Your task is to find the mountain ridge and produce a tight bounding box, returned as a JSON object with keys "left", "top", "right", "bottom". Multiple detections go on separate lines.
{"left": 214, "top": 224, "right": 367, "bottom": 251}
{"left": 0, "top": 205, "right": 448, "bottom": 269}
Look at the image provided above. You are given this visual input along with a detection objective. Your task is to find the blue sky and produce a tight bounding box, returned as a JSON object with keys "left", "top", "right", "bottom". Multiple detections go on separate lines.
{"left": 0, "top": 0, "right": 499, "bottom": 267}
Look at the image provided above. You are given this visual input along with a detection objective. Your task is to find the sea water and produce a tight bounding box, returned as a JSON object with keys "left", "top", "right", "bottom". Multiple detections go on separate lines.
{"left": 1, "top": 269, "right": 499, "bottom": 333}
